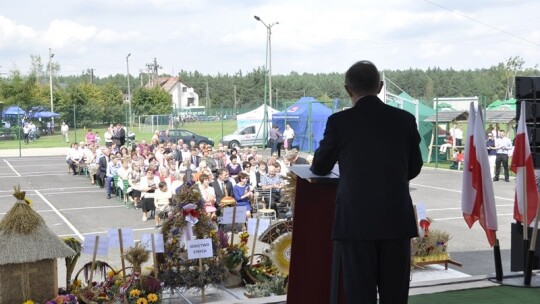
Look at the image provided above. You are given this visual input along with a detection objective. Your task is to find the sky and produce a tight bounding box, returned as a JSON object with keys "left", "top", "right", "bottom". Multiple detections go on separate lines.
{"left": 1, "top": 0, "right": 540, "bottom": 77}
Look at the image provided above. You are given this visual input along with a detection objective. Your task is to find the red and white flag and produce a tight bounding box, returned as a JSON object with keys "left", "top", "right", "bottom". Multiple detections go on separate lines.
{"left": 461, "top": 103, "right": 476, "bottom": 216}
{"left": 462, "top": 103, "right": 498, "bottom": 246}
{"left": 510, "top": 101, "right": 539, "bottom": 226}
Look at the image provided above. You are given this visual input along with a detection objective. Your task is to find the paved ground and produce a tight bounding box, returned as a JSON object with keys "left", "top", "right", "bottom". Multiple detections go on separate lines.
{"left": 0, "top": 148, "right": 537, "bottom": 303}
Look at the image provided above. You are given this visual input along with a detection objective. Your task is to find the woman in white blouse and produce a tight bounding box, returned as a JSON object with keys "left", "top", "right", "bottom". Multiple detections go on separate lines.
{"left": 197, "top": 173, "right": 217, "bottom": 219}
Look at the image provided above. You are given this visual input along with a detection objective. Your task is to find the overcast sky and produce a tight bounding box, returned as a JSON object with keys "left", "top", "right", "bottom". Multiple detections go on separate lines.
{"left": 1, "top": 0, "right": 540, "bottom": 77}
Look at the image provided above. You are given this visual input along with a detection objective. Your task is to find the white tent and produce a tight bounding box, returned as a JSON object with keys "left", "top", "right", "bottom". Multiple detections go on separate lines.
{"left": 236, "top": 104, "right": 279, "bottom": 129}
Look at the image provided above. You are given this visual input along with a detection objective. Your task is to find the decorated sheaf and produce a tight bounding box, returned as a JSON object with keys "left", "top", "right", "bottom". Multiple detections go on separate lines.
{"left": 158, "top": 183, "right": 227, "bottom": 290}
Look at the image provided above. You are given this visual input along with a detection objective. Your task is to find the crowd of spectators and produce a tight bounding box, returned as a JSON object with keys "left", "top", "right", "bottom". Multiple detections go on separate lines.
{"left": 65, "top": 132, "right": 312, "bottom": 228}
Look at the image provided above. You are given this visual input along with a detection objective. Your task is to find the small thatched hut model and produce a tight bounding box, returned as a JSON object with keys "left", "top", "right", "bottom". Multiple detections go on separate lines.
{"left": 0, "top": 186, "right": 75, "bottom": 304}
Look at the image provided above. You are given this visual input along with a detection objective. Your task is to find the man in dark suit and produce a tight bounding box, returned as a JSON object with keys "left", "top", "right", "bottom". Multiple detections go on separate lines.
{"left": 190, "top": 148, "right": 201, "bottom": 168}
{"left": 97, "top": 148, "right": 110, "bottom": 188}
{"left": 211, "top": 168, "right": 233, "bottom": 207}
{"left": 310, "top": 61, "right": 423, "bottom": 304}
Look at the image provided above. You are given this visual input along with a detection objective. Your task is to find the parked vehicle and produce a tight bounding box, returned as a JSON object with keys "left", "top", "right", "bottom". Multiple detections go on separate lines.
{"left": 221, "top": 124, "right": 270, "bottom": 149}
{"left": 159, "top": 129, "right": 214, "bottom": 147}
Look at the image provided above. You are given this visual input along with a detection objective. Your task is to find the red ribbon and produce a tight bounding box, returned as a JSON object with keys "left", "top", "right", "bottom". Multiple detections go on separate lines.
{"left": 183, "top": 209, "right": 199, "bottom": 218}
{"left": 419, "top": 219, "right": 431, "bottom": 237}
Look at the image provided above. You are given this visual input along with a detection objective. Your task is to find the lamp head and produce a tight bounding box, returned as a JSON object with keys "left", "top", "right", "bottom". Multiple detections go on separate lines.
{"left": 254, "top": 16, "right": 261, "bottom": 21}
{"left": 127, "top": 53, "right": 131, "bottom": 58}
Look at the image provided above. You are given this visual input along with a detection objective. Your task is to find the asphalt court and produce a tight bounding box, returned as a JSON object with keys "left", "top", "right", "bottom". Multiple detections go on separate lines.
{"left": 0, "top": 156, "right": 521, "bottom": 278}
{"left": 0, "top": 156, "right": 157, "bottom": 241}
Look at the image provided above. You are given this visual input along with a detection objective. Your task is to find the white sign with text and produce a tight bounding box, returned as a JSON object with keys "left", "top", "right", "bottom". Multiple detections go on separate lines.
{"left": 141, "top": 233, "right": 165, "bottom": 253}
{"left": 222, "top": 206, "right": 247, "bottom": 224}
{"left": 187, "top": 238, "right": 214, "bottom": 259}
{"left": 82, "top": 235, "right": 110, "bottom": 256}
{"left": 247, "top": 218, "right": 270, "bottom": 236}
{"left": 107, "top": 228, "right": 135, "bottom": 248}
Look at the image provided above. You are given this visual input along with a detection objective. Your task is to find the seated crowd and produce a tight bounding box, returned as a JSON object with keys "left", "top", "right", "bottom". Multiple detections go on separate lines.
{"left": 65, "top": 135, "right": 311, "bottom": 228}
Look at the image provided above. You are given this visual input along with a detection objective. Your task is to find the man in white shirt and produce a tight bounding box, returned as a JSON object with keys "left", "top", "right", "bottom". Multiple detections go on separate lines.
{"left": 66, "top": 143, "right": 83, "bottom": 175}
{"left": 493, "top": 130, "right": 513, "bottom": 182}
{"left": 61, "top": 122, "right": 69, "bottom": 143}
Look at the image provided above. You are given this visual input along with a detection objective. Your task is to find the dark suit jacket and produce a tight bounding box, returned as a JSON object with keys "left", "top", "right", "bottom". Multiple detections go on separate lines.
{"left": 98, "top": 155, "right": 108, "bottom": 179}
{"left": 310, "top": 96, "right": 423, "bottom": 240}
{"left": 211, "top": 179, "right": 234, "bottom": 204}
{"left": 191, "top": 155, "right": 201, "bottom": 167}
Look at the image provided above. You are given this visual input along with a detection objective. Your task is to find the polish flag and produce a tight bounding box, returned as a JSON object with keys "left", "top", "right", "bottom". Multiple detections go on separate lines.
{"left": 510, "top": 101, "right": 539, "bottom": 226}
{"left": 461, "top": 103, "right": 476, "bottom": 219}
{"left": 462, "top": 104, "right": 498, "bottom": 246}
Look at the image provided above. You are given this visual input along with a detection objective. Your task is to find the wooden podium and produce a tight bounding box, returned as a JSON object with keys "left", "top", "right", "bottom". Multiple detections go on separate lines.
{"left": 287, "top": 165, "right": 340, "bottom": 303}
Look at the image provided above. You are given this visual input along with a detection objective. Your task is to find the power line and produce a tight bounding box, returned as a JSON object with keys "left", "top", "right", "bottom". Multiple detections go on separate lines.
{"left": 423, "top": 0, "right": 540, "bottom": 47}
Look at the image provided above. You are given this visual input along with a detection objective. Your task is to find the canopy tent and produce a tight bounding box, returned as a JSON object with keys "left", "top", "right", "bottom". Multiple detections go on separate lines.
{"left": 236, "top": 104, "right": 279, "bottom": 129}
{"left": 424, "top": 110, "right": 469, "bottom": 123}
{"left": 387, "top": 92, "right": 437, "bottom": 163}
{"left": 485, "top": 110, "right": 515, "bottom": 123}
{"left": 1, "top": 106, "right": 26, "bottom": 117}
{"left": 487, "top": 98, "right": 517, "bottom": 111}
{"left": 272, "top": 97, "right": 332, "bottom": 153}
{"left": 437, "top": 102, "right": 456, "bottom": 111}
{"left": 29, "top": 111, "right": 60, "bottom": 119}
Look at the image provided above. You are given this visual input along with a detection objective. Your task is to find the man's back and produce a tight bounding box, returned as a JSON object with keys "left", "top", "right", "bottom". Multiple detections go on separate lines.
{"left": 311, "top": 96, "right": 422, "bottom": 240}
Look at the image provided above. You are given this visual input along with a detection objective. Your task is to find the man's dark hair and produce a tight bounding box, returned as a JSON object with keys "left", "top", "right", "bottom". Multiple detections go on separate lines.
{"left": 345, "top": 60, "right": 381, "bottom": 94}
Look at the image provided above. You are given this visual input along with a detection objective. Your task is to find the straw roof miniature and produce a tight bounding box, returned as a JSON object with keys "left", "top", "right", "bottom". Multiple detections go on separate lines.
{"left": 0, "top": 185, "right": 75, "bottom": 265}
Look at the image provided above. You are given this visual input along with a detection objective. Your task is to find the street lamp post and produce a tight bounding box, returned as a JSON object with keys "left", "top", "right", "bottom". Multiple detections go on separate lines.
{"left": 254, "top": 16, "right": 279, "bottom": 109}
{"left": 126, "top": 53, "right": 132, "bottom": 128}
{"left": 48, "top": 48, "right": 55, "bottom": 127}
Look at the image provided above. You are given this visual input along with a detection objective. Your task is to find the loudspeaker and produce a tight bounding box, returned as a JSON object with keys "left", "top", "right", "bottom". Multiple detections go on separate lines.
{"left": 510, "top": 222, "right": 540, "bottom": 272}
{"left": 516, "top": 76, "right": 540, "bottom": 100}
{"left": 516, "top": 100, "right": 540, "bottom": 122}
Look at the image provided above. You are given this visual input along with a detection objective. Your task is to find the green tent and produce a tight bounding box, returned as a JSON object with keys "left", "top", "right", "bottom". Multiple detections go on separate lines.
{"left": 487, "top": 98, "right": 517, "bottom": 111}
{"left": 387, "top": 92, "right": 435, "bottom": 162}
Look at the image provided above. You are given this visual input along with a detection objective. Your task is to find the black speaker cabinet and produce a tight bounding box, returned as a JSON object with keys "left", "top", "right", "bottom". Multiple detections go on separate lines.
{"left": 516, "top": 76, "right": 540, "bottom": 100}
{"left": 510, "top": 222, "right": 540, "bottom": 272}
{"left": 517, "top": 100, "right": 540, "bottom": 122}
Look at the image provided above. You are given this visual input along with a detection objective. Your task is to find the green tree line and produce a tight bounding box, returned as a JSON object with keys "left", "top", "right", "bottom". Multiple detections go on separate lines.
{"left": 0, "top": 55, "right": 536, "bottom": 126}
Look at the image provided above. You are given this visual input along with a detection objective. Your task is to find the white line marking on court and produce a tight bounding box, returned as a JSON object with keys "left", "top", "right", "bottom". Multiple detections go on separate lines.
{"left": 434, "top": 213, "right": 513, "bottom": 221}
{"left": 59, "top": 205, "right": 124, "bottom": 212}
{"left": 3, "top": 159, "right": 21, "bottom": 177}
{"left": 427, "top": 204, "right": 514, "bottom": 211}
{"left": 410, "top": 182, "right": 514, "bottom": 201}
{"left": 34, "top": 190, "right": 84, "bottom": 240}
{"left": 58, "top": 227, "right": 156, "bottom": 238}
{"left": 0, "top": 186, "right": 97, "bottom": 193}
{"left": 45, "top": 190, "right": 99, "bottom": 195}
{"left": 0, "top": 173, "right": 67, "bottom": 178}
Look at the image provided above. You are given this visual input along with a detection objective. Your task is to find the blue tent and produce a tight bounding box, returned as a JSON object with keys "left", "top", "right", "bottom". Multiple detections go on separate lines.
{"left": 32, "top": 111, "right": 60, "bottom": 118}
{"left": 2, "top": 106, "right": 26, "bottom": 117}
{"left": 272, "top": 97, "right": 332, "bottom": 152}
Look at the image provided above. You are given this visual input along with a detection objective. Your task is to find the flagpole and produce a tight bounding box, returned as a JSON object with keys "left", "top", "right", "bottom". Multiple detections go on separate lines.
{"left": 493, "top": 234, "right": 503, "bottom": 281}
{"left": 524, "top": 196, "right": 540, "bottom": 285}
{"left": 521, "top": 167, "right": 530, "bottom": 283}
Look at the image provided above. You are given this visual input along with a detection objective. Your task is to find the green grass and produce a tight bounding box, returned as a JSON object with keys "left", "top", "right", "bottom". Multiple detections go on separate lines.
{"left": 0, "top": 120, "right": 238, "bottom": 149}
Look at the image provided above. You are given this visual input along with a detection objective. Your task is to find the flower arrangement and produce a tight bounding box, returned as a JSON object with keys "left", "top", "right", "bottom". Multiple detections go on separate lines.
{"left": 244, "top": 254, "right": 278, "bottom": 283}
{"left": 159, "top": 183, "right": 227, "bottom": 290}
{"left": 71, "top": 261, "right": 120, "bottom": 303}
{"left": 122, "top": 243, "right": 162, "bottom": 304}
{"left": 244, "top": 275, "right": 287, "bottom": 298}
{"left": 220, "top": 231, "right": 249, "bottom": 270}
{"left": 411, "top": 229, "right": 451, "bottom": 263}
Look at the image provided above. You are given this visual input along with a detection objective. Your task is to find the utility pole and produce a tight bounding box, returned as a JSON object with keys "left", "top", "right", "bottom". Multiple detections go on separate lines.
{"left": 126, "top": 53, "right": 132, "bottom": 128}
{"left": 146, "top": 58, "right": 162, "bottom": 87}
{"left": 89, "top": 68, "right": 94, "bottom": 84}
{"left": 205, "top": 81, "right": 209, "bottom": 109}
{"left": 48, "top": 48, "right": 55, "bottom": 126}
{"left": 233, "top": 85, "right": 237, "bottom": 109}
